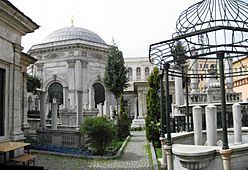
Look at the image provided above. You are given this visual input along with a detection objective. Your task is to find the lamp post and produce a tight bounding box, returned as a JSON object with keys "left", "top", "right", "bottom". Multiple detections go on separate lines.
{"left": 164, "top": 63, "right": 172, "bottom": 146}
{"left": 159, "top": 70, "right": 165, "bottom": 137}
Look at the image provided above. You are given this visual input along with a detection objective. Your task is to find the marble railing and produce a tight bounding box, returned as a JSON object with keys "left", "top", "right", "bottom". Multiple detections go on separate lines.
{"left": 186, "top": 92, "right": 242, "bottom": 104}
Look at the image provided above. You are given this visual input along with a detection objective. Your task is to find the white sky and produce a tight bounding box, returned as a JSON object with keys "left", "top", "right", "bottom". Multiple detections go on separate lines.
{"left": 9, "top": 0, "right": 199, "bottom": 57}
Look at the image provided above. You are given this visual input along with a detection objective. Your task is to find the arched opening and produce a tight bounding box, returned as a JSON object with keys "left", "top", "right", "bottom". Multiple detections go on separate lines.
{"left": 48, "top": 82, "right": 63, "bottom": 105}
{"left": 93, "top": 83, "right": 105, "bottom": 108}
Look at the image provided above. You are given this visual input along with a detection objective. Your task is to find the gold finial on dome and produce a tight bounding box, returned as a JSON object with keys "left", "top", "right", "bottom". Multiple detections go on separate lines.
{"left": 71, "top": 15, "right": 74, "bottom": 27}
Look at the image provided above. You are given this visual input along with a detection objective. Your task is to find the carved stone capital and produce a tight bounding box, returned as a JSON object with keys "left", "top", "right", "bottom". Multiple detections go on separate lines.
{"left": 36, "top": 63, "right": 44, "bottom": 71}
{"left": 67, "top": 59, "right": 76, "bottom": 68}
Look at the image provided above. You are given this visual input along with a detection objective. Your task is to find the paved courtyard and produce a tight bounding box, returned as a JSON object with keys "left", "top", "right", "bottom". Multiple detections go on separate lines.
{"left": 35, "top": 131, "right": 153, "bottom": 170}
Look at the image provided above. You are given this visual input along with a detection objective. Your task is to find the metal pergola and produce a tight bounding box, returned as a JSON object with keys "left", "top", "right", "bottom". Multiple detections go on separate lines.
{"left": 149, "top": 0, "right": 248, "bottom": 149}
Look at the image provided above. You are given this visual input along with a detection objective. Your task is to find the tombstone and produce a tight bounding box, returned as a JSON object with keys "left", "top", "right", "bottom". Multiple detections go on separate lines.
{"left": 205, "top": 104, "right": 217, "bottom": 146}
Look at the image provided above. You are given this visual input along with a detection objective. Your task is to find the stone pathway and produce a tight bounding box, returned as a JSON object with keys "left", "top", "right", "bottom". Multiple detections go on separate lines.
{"left": 35, "top": 131, "right": 153, "bottom": 170}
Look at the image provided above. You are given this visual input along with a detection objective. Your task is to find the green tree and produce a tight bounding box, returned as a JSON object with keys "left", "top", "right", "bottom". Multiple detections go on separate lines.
{"left": 117, "top": 94, "right": 130, "bottom": 139}
{"left": 145, "top": 67, "right": 161, "bottom": 147}
{"left": 104, "top": 42, "right": 129, "bottom": 113}
{"left": 80, "top": 117, "right": 117, "bottom": 156}
{"left": 27, "top": 75, "right": 41, "bottom": 94}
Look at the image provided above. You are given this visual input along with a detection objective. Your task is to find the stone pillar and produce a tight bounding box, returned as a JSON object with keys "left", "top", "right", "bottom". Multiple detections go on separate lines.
{"left": 193, "top": 105, "right": 203, "bottom": 145}
{"left": 89, "top": 86, "right": 95, "bottom": 110}
{"left": 98, "top": 103, "right": 103, "bottom": 116}
{"left": 40, "top": 91, "right": 46, "bottom": 130}
{"left": 220, "top": 149, "right": 232, "bottom": 170}
{"left": 134, "top": 97, "right": 138, "bottom": 119}
{"left": 205, "top": 104, "right": 217, "bottom": 146}
{"left": 22, "top": 72, "right": 29, "bottom": 130}
{"left": 160, "top": 137, "right": 167, "bottom": 169}
{"left": 77, "top": 92, "right": 83, "bottom": 126}
{"left": 175, "top": 69, "right": 184, "bottom": 115}
{"left": 190, "top": 58, "right": 199, "bottom": 94}
{"left": 138, "top": 91, "right": 143, "bottom": 118}
{"left": 67, "top": 59, "right": 76, "bottom": 108}
{"left": 164, "top": 145, "right": 173, "bottom": 170}
{"left": 225, "top": 58, "right": 233, "bottom": 92}
{"left": 75, "top": 60, "right": 82, "bottom": 90}
{"left": 104, "top": 100, "right": 109, "bottom": 117}
{"left": 232, "top": 103, "right": 242, "bottom": 144}
{"left": 110, "top": 105, "right": 114, "bottom": 119}
{"left": 51, "top": 98, "right": 58, "bottom": 130}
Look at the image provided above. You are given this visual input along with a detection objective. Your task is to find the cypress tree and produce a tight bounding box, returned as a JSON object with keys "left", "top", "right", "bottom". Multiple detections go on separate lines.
{"left": 104, "top": 42, "right": 129, "bottom": 113}
{"left": 145, "top": 67, "right": 161, "bottom": 147}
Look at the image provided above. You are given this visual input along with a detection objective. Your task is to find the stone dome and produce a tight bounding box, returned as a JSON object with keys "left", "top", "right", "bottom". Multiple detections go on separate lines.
{"left": 41, "top": 26, "right": 106, "bottom": 45}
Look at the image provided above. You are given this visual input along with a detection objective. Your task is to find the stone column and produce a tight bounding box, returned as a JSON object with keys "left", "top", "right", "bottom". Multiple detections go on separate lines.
{"left": 193, "top": 105, "right": 203, "bottom": 145}
{"left": 98, "top": 103, "right": 103, "bottom": 116}
{"left": 225, "top": 58, "right": 233, "bottom": 92}
{"left": 67, "top": 59, "right": 76, "bottom": 108}
{"left": 104, "top": 100, "right": 109, "bottom": 117}
{"left": 190, "top": 58, "right": 199, "bottom": 94}
{"left": 77, "top": 92, "right": 83, "bottom": 126}
{"left": 51, "top": 98, "right": 58, "bottom": 130}
{"left": 175, "top": 69, "right": 184, "bottom": 115}
{"left": 134, "top": 97, "right": 138, "bottom": 119}
{"left": 89, "top": 86, "right": 95, "bottom": 110}
{"left": 40, "top": 91, "right": 46, "bottom": 130}
{"left": 138, "top": 91, "right": 143, "bottom": 118}
{"left": 110, "top": 105, "right": 114, "bottom": 119}
{"left": 160, "top": 137, "right": 167, "bottom": 169}
{"left": 220, "top": 149, "right": 232, "bottom": 170}
{"left": 205, "top": 104, "right": 217, "bottom": 146}
{"left": 232, "top": 103, "right": 242, "bottom": 144}
{"left": 75, "top": 60, "right": 82, "bottom": 90}
{"left": 22, "top": 72, "right": 29, "bottom": 130}
{"left": 164, "top": 145, "right": 173, "bottom": 170}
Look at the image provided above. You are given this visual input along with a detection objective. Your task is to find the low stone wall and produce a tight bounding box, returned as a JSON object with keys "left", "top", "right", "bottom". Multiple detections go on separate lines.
{"left": 37, "top": 129, "right": 83, "bottom": 148}
{"left": 168, "top": 128, "right": 248, "bottom": 170}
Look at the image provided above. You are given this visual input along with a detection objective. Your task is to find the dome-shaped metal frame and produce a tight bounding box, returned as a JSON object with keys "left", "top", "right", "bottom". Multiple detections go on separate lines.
{"left": 148, "top": 0, "right": 248, "bottom": 151}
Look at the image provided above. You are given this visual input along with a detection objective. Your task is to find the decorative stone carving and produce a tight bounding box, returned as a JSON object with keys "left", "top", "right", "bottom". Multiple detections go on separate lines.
{"left": 44, "top": 53, "right": 58, "bottom": 59}
{"left": 81, "top": 60, "right": 88, "bottom": 68}
{"left": 67, "top": 59, "right": 76, "bottom": 68}
{"left": 36, "top": 63, "right": 44, "bottom": 71}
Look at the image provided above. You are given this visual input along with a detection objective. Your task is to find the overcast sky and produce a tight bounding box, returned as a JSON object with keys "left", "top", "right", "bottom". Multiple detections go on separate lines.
{"left": 9, "top": 0, "right": 199, "bottom": 57}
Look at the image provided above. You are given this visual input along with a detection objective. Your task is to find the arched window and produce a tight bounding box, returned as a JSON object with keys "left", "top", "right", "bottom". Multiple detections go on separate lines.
{"left": 128, "top": 67, "right": 132, "bottom": 80}
{"left": 136, "top": 67, "right": 141, "bottom": 80}
{"left": 48, "top": 82, "right": 63, "bottom": 104}
{"left": 93, "top": 83, "right": 105, "bottom": 108}
{"left": 145, "top": 67, "right": 149, "bottom": 77}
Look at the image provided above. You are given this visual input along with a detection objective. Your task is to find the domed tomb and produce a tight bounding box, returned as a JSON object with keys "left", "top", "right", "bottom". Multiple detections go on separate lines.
{"left": 42, "top": 26, "right": 106, "bottom": 45}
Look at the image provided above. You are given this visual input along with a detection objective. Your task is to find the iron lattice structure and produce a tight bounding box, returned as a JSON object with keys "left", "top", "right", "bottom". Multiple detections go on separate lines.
{"left": 149, "top": 0, "right": 248, "bottom": 78}
{"left": 149, "top": 0, "right": 248, "bottom": 149}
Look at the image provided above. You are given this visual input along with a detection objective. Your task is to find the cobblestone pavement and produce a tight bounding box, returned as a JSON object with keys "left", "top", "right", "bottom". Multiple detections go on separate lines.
{"left": 35, "top": 131, "right": 153, "bottom": 170}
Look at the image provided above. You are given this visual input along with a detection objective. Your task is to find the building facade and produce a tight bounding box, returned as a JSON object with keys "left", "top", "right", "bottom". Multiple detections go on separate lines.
{"left": 28, "top": 26, "right": 115, "bottom": 126}
{"left": 0, "top": 0, "right": 38, "bottom": 142}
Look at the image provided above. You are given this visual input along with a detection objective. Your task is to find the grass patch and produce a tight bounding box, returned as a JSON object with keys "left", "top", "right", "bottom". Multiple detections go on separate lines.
{"left": 155, "top": 147, "right": 162, "bottom": 159}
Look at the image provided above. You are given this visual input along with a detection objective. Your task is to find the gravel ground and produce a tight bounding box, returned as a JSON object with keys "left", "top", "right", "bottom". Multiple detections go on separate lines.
{"left": 35, "top": 131, "right": 153, "bottom": 170}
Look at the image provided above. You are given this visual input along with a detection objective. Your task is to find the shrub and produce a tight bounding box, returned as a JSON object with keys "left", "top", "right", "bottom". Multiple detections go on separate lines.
{"left": 80, "top": 117, "right": 117, "bottom": 155}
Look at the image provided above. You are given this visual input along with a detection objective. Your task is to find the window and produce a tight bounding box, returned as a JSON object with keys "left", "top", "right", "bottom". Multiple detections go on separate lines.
{"left": 145, "top": 67, "right": 149, "bottom": 77}
{"left": 48, "top": 82, "right": 63, "bottom": 104}
{"left": 0, "top": 68, "right": 5, "bottom": 136}
{"left": 136, "top": 67, "right": 141, "bottom": 80}
{"left": 93, "top": 83, "right": 105, "bottom": 108}
{"left": 127, "top": 67, "right": 132, "bottom": 80}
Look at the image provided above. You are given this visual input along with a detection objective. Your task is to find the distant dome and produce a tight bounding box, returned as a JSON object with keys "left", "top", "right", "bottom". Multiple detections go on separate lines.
{"left": 41, "top": 26, "right": 106, "bottom": 44}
